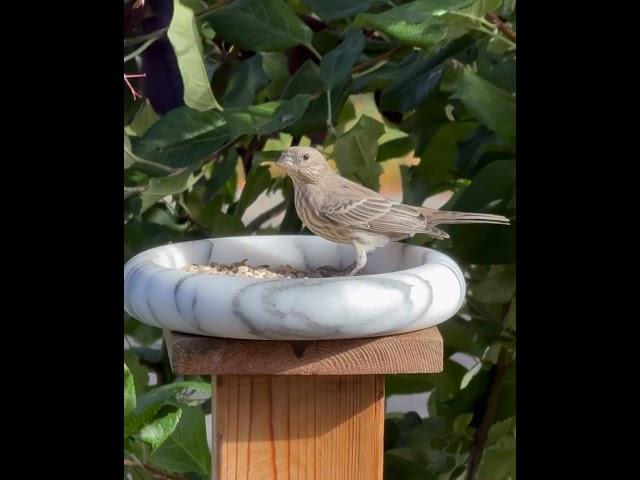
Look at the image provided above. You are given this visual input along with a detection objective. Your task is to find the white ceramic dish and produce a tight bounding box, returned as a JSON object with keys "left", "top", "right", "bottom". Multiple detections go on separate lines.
{"left": 123, "top": 235, "right": 465, "bottom": 340}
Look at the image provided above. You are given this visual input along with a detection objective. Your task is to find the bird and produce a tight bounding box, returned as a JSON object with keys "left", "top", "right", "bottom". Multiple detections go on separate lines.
{"left": 276, "top": 146, "right": 510, "bottom": 276}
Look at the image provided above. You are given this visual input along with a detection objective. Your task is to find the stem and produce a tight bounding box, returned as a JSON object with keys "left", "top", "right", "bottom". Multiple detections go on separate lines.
{"left": 196, "top": 0, "right": 230, "bottom": 18}
{"left": 124, "top": 186, "right": 148, "bottom": 199}
{"left": 465, "top": 347, "right": 508, "bottom": 480}
{"left": 476, "top": 25, "right": 516, "bottom": 49}
{"left": 351, "top": 45, "right": 403, "bottom": 75}
{"left": 124, "top": 27, "right": 169, "bottom": 48}
{"left": 485, "top": 12, "right": 516, "bottom": 43}
{"left": 124, "top": 459, "right": 188, "bottom": 480}
{"left": 124, "top": 37, "right": 159, "bottom": 63}
{"left": 326, "top": 90, "right": 337, "bottom": 137}
{"left": 305, "top": 43, "right": 323, "bottom": 61}
{"left": 123, "top": 0, "right": 229, "bottom": 48}
{"left": 246, "top": 200, "right": 287, "bottom": 231}
{"left": 125, "top": 143, "right": 176, "bottom": 173}
{"left": 466, "top": 296, "right": 501, "bottom": 323}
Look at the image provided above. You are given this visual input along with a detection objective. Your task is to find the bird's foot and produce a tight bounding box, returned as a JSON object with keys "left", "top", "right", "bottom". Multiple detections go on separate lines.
{"left": 348, "top": 264, "right": 363, "bottom": 276}
{"left": 343, "top": 261, "right": 359, "bottom": 276}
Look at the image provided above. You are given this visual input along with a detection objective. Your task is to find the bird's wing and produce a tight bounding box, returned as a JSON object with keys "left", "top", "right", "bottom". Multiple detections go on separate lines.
{"left": 319, "top": 177, "right": 449, "bottom": 238}
{"left": 322, "top": 196, "right": 392, "bottom": 226}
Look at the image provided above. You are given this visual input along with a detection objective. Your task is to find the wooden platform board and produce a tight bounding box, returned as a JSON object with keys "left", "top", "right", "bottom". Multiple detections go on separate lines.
{"left": 165, "top": 327, "right": 443, "bottom": 376}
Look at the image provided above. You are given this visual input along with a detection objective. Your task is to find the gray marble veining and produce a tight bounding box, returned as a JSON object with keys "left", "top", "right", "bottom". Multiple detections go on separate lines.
{"left": 123, "top": 235, "right": 466, "bottom": 340}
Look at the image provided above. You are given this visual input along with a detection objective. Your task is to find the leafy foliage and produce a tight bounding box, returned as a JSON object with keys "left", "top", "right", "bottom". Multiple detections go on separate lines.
{"left": 124, "top": 0, "right": 516, "bottom": 478}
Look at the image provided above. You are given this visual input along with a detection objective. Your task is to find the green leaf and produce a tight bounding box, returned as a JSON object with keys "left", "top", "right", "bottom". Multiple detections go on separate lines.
{"left": 141, "top": 164, "right": 203, "bottom": 213}
{"left": 126, "top": 401, "right": 163, "bottom": 440}
{"left": 442, "top": 63, "right": 516, "bottom": 145}
{"left": 380, "top": 35, "right": 476, "bottom": 112}
{"left": 354, "top": 0, "right": 474, "bottom": 49}
{"left": 281, "top": 61, "right": 324, "bottom": 99}
{"left": 126, "top": 101, "right": 161, "bottom": 137}
{"left": 460, "top": 361, "right": 482, "bottom": 389}
{"left": 125, "top": 134, "right": 135, "bottom": 170}
{"left": 476, "top": 49, "right": 516, "bottom": 93}
{"left": 452, "top": 413, "right": 473, "bottom": 433}
{"left": 223, "top": 95, "right": 311, "bottom": 138}
{"left": 428, "top": 359, "right": 468, "bottom": 402}
{"left": 124, "top": 364, "right": 136, "bottom": 417}
{"left": 401, "top": 121, "right": 476, "bottom": 206}
{"left": 400, "top": 90, "right": 452, "bottom": 156}
{"left": 134, "top": 107, "right": 228, "bottom": 168}
{"left": 301, "top": 0, "right": 382, "bottom": 22}
{"left": 167, "top": 0, "right": 222, "bottom": 111}
{"left": 206, "top": 0, "right": 313, "bottom": 52}
{"left": 448, "top": 159, "right": 515, "bottom": 263}
{"left": 319, "top": 29, "right": 365, "bottom": 91}
{"left": 384, "top": 448, "right": 429, "bottom": 480}
{"left": 234, "top": 164, "right": 273, "bottom": 219}
{"left": 471, "top": 264, "right": 515, "bottom": 303}
{"left": 223, "top": 55, "right": 270, "bottom": 108}
{"left": 124, "top": 350, "right": 149, "bottom": 395}
{"left": 454, "top": 124, "right": 510, "bottom": 178}
{"left": 440, "top": 317, "right": 475, "bottom": 354}
{"left": 199, "top": 196, "right": 247, "bottom": 236}
{"left": 504, "top": 297, "right": 516, "bottom": 330}
{"left": 137, "top": 405, "right": 183, "bottom": 452}
{"left": 137, "top": 381, "right": 211, "bottom": 413}
{"left": 406, "top": 417, "right": 446, "bottom": 448}
{"left": 386, "top": 374, "right": 435, "bottom": 396}
{"left": 377, "top": 136, "right": 414, "bottom": 162}
{"left": 381, "top": 63, "right": 443, "bottom": 113}
{"left": 280, "top": 63, "right": 349, "bottom": 136}
{"left": 208, "top": 149, "right": 240, "bottom": 197}
{"left": 486, "top": 417, "right": 515, "bottom": 447}
{"left": 150, "top": 406, "right": 212, "bottom": 478}
{"left": 259, "top": 52, "right": 289, "bottom": 101}
{"left": 350, "top": 51, "right": 425, "bottom": 94}
{"left": 124, "top": 314, "right": 163, "bottom": 346}
{"left": 126, "top": 381, "right": 211, "bottom": 439}
{"left": 466, "top": 0, "right": 504, "bottom": 16}
{"left": 144, "top": 165, "right": 202, "bottom": 197}
{"left": 333, "top": 115, "right": 386, "bottom": 190}
{"left": 479, "top": 434, "right": 515, "bottom": 480}
{"left": 446, "top": 365, "right": 491, "bottom": 415}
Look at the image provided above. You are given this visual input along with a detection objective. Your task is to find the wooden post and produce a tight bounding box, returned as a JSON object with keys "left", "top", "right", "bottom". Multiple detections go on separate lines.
{"left": 165, "top": 328, "right": 443, "bottom": 480}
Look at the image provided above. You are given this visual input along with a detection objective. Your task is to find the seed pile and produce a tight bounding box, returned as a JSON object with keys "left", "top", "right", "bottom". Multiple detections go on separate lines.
{"left": 182, "top": 259, "right": 354, "bottom": 279}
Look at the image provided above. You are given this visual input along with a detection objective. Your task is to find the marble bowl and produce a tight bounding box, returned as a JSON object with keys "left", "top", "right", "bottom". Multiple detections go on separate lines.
{"left": 123, "top": 235, "right": 466, "bottom": 340}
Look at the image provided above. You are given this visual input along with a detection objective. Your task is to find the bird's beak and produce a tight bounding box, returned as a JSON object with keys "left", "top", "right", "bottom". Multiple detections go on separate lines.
{"left": 277, "top": 151, "right": 294, "bottom": 170}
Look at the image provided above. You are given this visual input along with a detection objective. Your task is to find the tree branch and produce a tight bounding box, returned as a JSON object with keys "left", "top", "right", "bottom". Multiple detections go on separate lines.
{"left": 124, "top": 459, "right": 188, "bottom": 480}
{"left": 485, "top": 12, "right": 516, "bottom": 43}
{"left": 465, "top": 346, "right": 509, "bottom": 480}
{"left": 351, "top": 45, "right": 404, "bottom": 74}
{"left": 124, "top": 27, "right": 169, "bottom": 48}
{"left": 124, "top": 0, "right": 229, "bottom": 48}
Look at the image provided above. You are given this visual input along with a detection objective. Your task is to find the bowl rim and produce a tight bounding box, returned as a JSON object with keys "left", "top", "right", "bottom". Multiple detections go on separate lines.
{"left": 123, "top": 235, "right": 468, "bottom": 338}
{"left": 124, "top": 234, "right": 465, "bottom": 283}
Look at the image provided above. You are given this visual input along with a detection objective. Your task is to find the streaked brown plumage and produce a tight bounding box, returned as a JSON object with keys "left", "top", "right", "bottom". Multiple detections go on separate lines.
{"left": 277, "top": 146, "right": 510, "bottom": 275}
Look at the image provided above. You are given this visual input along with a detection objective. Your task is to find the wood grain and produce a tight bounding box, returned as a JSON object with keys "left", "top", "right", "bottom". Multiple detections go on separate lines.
{"left": 166, "top": 327, "right": 443, "bottom": 376}
{"left": 213, "top": 374, "right": 385, "bottom": 480}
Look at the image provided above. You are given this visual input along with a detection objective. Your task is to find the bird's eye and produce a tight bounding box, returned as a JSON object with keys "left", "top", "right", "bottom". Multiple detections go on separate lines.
{"left": 303, "top": 154, "right": 309, "bottom": 160}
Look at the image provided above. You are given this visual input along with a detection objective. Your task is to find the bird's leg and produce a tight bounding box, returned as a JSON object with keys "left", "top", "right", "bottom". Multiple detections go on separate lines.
{"left": 349, "top": 243, "right": 367, "bottom": 276}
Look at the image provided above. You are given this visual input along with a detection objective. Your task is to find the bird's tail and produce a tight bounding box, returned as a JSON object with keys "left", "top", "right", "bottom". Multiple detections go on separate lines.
{"left": 421, "top": 208, "right": 511, "bottom": 226}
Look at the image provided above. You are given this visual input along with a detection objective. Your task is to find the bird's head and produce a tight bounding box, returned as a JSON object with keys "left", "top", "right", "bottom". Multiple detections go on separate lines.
{"left": 277, "top": 147, "right": 331, "bottom": 184}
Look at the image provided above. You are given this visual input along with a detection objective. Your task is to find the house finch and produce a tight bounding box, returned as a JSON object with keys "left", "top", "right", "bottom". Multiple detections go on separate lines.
{"left": 277, "top": 146, "right": 511, "bottom": 275}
